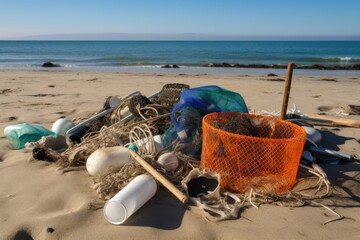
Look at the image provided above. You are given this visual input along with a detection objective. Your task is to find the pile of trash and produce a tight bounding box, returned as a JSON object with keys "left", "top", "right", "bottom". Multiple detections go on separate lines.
{"left": 4, "top": 83, "right": 355, "bottom": 224}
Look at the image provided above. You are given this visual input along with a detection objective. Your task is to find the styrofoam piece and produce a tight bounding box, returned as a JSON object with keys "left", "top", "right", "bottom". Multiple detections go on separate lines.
{"left": 86, "top": 146, "right": 130, "bottom": 176}
{"left": 104, "top": 174, "right": 157, "bottom": 225}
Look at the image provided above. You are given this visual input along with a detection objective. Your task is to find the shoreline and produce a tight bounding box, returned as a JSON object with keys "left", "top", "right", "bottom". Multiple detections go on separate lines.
{"left": 1, "top": 65, "right": 360, "bottom": 77}
{"left": 205, "top": 62, "right": 360, "bottom": 70}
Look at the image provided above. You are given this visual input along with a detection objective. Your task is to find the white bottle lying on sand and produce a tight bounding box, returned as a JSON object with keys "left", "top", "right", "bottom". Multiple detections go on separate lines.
{"left": 104, "top": 174, "right": 157, "bottom": 225}
{"left": 86, "top": 146, "right": 131, "bottom": 176}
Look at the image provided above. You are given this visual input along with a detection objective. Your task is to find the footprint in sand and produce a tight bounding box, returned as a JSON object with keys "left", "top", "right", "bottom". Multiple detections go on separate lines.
{"left": 0, "top": 88, "right": 23, "bottom": 95}
{"left": 316, "top": 78, "right": 338, "bottom": 82}
{"left": 26, "top": 94, "right": 63, "bottom": 97}
{"left": 262, "top": 78, "right": 285, "bottom": 82}
{"left": 86, "top": 78, "right": 99, "bottom": 82}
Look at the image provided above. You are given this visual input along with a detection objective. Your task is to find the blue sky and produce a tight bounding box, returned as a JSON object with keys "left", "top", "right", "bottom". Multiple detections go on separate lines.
{"left": 1, "top": 0, "right": 360, "bottom": 40}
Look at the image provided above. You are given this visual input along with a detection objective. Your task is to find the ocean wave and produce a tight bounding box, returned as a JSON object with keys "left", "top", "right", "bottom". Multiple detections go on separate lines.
{"left": 298, "top": 56, "right": 360, "bottom": 63}
{"left": 339, "top": 57, "right": 352, "bottom": 61}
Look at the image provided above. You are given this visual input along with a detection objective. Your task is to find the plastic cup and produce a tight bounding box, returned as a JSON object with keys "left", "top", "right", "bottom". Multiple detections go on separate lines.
{"left": 103, "top": 174, "right": 157, "bottom": 225}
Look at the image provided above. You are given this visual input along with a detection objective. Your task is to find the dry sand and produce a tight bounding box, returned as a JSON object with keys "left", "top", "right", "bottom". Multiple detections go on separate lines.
{"left": 0, "top": 69, "right": 359, "bottom": 240}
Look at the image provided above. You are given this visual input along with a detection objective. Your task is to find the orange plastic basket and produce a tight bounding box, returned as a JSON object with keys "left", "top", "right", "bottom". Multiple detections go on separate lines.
{"left": 201, "top": 112, "right": 306, "bottom": 194}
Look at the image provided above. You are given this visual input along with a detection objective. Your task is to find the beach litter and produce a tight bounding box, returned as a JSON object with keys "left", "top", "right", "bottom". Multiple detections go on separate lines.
{"left": 104, "top": 174, "right": 157, "bottom": 225}
{"left": 4, "top": 123, "right": 55, "bottom": 150}
{"left": 4, "top": 78, "right": 357, "bottom": 225}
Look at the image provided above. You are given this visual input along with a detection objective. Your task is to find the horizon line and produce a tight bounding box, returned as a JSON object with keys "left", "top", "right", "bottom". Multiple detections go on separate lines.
{"left": 2, "top": 32, "right": 360, "bottom": 41}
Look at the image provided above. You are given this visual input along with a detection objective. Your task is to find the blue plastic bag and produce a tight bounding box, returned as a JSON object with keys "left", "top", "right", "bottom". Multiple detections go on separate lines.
{"left": 171, "top": 85, "right": 248, "bottom": 139}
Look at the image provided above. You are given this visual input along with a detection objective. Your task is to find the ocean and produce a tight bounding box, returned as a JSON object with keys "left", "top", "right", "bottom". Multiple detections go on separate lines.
{"left": 1, "top": 41, "right": 360, "bottom": 75}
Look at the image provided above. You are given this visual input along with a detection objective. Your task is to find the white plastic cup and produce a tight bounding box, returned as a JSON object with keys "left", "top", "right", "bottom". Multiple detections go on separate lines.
{"left": 104, "top": 174, "right": 157, "bottom": 225}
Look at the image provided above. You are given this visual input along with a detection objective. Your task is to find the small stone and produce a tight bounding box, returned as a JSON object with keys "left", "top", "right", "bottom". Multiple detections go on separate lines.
{"left": 8, "top": 116, "right": 17, "bottom": 121}
{"left": 33, "top": 148, "right": 46, "bottom": 160}
{"left": 47, "top": 227, "right": 55, "bottom": 233}
{"left": 267, "top": 73, "right": 278, "bottom": 77}
{"left": 42, "top": 62, "right": 60, "bottom": 67}
{"left": 48, "top": 85, "right": 55, "bottom": 88}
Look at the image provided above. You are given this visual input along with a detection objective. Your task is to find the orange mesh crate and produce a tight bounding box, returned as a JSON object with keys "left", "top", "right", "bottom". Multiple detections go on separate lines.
{"left": 201, "top": 112, "right": 306, "bottom": 194}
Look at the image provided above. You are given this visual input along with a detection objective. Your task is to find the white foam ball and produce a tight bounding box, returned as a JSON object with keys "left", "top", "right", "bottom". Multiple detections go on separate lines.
{"left": 157, "top": 152, "right": 179, "bottom": 171}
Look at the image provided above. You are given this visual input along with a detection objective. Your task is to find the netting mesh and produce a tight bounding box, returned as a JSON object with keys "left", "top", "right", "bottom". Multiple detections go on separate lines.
{"left": 201, "top": 112, "right": 306, "bottom": 194}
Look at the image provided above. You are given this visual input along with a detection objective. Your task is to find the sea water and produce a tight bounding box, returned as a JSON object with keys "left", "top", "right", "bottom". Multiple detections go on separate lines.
{"left": 0, "top": 41, "right": 359, "bottom": 75}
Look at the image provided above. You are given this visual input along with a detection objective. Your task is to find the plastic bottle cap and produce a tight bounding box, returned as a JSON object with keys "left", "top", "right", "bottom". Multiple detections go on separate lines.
{"left": 128, "top": 144, "right": 139, "bottom": 152}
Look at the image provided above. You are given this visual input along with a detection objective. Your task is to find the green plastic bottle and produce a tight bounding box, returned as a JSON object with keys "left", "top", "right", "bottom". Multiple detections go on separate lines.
{"left": 4, "top": 123, "right": 55, "bottom": 150}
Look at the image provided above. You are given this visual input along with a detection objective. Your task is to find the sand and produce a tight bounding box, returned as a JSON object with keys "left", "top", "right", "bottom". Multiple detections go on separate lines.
{"left": 0, "top": 69, "right": 359, "bottom": 240}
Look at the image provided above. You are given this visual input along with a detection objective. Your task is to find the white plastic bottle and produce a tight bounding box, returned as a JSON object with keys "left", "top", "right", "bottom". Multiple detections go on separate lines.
{"left": 86, "top": 146, "right": 131, "bottom": 176}
{"left": 103, "top": 174, "right": 157, "bottom": 225}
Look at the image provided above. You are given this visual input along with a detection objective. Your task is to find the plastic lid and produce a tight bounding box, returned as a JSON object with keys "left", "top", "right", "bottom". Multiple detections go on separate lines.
{"left": 128, "top": 144, "right": 139, "bottom": 153}
{"left": 104, "top": 200, "right": 128, "bottom": 225}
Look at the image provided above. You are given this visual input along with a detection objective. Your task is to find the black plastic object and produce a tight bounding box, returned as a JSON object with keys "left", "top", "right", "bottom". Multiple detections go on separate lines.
{"left": 33, "top": 147, "right": 46, "bottom": 160}
{"left": 187, "top": 176, "right": 219, "bottom": 198}
{"left": 68, "top": 125, "right": 91, "bottom": 144}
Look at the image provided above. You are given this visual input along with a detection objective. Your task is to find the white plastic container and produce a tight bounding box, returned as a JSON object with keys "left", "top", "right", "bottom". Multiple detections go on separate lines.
{"left": 86, "top": 146, "right": 131, "bottom": 176}
{"left": 51, "top": 118, "right": 75, "bottom": 136}
{"left": 135, "top": 135, "right": 164, "bottom": 154}
{"left": 103, "top": 174, "right": 157, "bottom": 225}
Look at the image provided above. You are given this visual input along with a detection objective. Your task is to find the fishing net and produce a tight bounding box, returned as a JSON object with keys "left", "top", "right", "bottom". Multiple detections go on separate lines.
{"left": 155, "top": 83, "right": 190, "bottom": 107}
{"left": 201, "top": 112, "right": 306, "bottom": 194}
{"left": 58, "top": 109, "right": 172, "bottom": 167}
{"left": 171, "top": 85, "right": 248, "bottom": 139}
{"left": 128, "top": 95, "right": 152, "bottom": 117}
{"left": 93, "top": 150, "right": 199, "bottom": 200}
{"left": 163, "top": 106, "right": 203, "bottom": 158}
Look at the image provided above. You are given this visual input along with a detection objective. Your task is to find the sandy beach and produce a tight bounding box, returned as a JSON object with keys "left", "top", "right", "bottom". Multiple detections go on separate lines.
{"left": 0, "top": 69, "right": 359, "bottom": 240}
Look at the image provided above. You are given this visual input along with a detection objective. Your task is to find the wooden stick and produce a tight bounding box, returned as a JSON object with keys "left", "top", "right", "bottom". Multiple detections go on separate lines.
{"left": 305, "top": 113, "right": 360, "bottom": 128}
{"left": 129, "top": 150, "right": 188, "bottom": 204}
{"left": 280, "top": 62, "right": 295, "bottom": 120}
